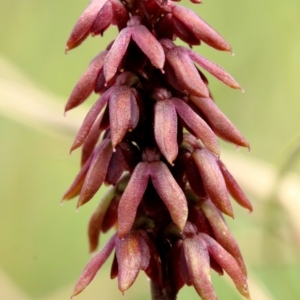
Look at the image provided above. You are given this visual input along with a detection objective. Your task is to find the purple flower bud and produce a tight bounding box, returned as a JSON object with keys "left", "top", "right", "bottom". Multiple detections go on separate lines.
{"left": 165, "top": 46, "right": 209, "bottom": 97}
{"left": 71, "top": 233, "right": 117, "bottom": 298}
{"left": 118, "top": 162, "right": 151, "bottom": 237}
{"left": 191, "top": 96, "right": 250, "bottom": 149}
{"left": 201, "top": 198, "right": 247, "bottom": 275}
{"left": 218, "top": 160, "right": 253, "bottom": 211}
{"left": 103, "top": 27, "right": 132, "bottom": 82}
{"left": 77, "top": 138, "right": 113, "bottom": 207}
{"left": 171, "top": 98, "right": 220, "bottom": 156}
{"left": 183, "top": 234, "right": 217, "bottom": 300}
{"left": 116, "top": 231, "right": 142, "bottom": 292}
{"left": 150, "top": 161, "right": 188, "bottom": 231}
{"left": 62, "top": 153, "right": 94, "bottom": 201}
{"left": 88, "top": 188, "right": 115, "bottom": 252}
{"left": 91, "top": 0, "right": 113, "bottom": 36}
{"left": 185, "top": 48, "right": 241, "bottom": 89}
{"left": 66, "top": 0, "right": 109, "bottom": 51}
{"left": 192, "top": 148, "right": 233, "bottom": 217}
{"left": 65, "top": 51, "right": 107, "bottom": 112}
{"left": 172, "top": 4, "right": 231, "bottom": 51}
{"left": 200, "top": 233, "right": 250, "bottom": 299}
{"left": 70, "top": 88, "right": 112, "bottom": 152}
{"left": 154, "top": 100, "right": 178, "bottom": 164}
{"left": 109, "top": 86, "right": 136, "bottom": 148}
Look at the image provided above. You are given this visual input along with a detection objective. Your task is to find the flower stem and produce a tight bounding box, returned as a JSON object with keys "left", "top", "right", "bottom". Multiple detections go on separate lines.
{"left": 150, "top": 280, "right": 177, "bottom": 300}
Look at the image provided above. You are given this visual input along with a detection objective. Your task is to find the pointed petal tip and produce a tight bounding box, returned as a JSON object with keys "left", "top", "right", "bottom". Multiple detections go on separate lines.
{"left": 76, "top": 199, "right": 83, "bottom": 210}
{"left": 210, "top": 144, "right": 220, "bottom": 157}
{"left": 217, "top": 203, "right": 234, "bottom": 218}
{"left": 246, "top": 203, "right": 253, "bottom": 213}
{"left": 70, "top": 291, "right": 78, "bottom": 300}
{"left": 71, "top": 288, "right": 81, "bottom": 298}
{"left": 178, "top": 220, "right": 187, "bottom": 232}
{"left": 70, "top": 141, "right": 81, "bottom": 153}
{"left": 64, "top": 105, "right": 71, "bottom": 114}
{"left": 236, "top": 139, "right": 250, "bottom": 151}
{"left": 62, "top": 190, "right": 74, "bottom": 201}
{"left": 65, "top": 40, "right": 74, "bottom": 53}
{"left": 241, "top": 284, "right": 251, "bottom": 299}
{"left": 241, "top": 138, "right": 250, "bottom": 148}
{"left": 227, "top": 209, "right": 234, "bottom": 219}
{"left": 89, "top": 247, "right": 97, "bottom": 255}
{"left": 245, "top": 142, "right": 251, "bottom": 152}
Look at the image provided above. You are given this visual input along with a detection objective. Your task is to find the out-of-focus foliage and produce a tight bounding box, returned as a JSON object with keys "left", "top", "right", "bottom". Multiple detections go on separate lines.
{"left": 0, "top": 0, "right": 299, "bottom": 299}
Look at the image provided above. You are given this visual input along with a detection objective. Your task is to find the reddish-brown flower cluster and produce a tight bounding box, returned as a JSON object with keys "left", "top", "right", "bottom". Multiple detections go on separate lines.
{"left": 63, "top": 0, "right": 252, "bottom": 299}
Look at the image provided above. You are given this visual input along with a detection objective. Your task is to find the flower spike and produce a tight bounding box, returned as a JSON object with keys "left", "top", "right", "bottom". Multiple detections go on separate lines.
{"left": 64, "top": 1, "right": 252, "bottom": 299}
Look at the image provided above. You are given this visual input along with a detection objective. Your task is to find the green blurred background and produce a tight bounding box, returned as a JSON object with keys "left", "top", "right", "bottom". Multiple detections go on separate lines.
{"left": 0, "top": 0, "right": 300, "bottom": 299}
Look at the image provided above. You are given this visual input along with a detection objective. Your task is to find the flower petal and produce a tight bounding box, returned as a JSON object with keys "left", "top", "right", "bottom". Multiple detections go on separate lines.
{"left": 66, "top": 0, "right": 109, "bottom": 51}
{"left": 183, "top": 236, "right": 217, "bottom": 300}
{"left": 131, "top": 25, "right": 165, "bottom": 70}
{"left": 150, "top": 161, "right": 187, "bottom": 231}
{"left": 172, "top": 5, "right": 231, "bottom": 51}
{"left": 154, "top": 100, "right": 178, "bottom": 164}
{"left": 70, "top": 89, "right": 112, "bottom": 152}
{"left": 111, "top": 0, "right": 130, "bottom": 30}
{"left": 192, "top": 148, "right": 233, "bottom": 217}
{"left": 201, "top": 199, "right": 247, "bottom": 275}
{"left": 62, "top": 153, "right": 94, "bottom": 201}
{"left": 129, "top": 91, "right": 139, "bottom": 130}
{"left": 138, "top": 232, "right": 151, "bottom": 270}
{"left": 102, "top": 195, "right": 120, "bottom": 233}
{"left": 200, "top": 233, "right": 250, "bottom": 299}
{"left": 186, "top": 49, "right": 241, "bottom": 89}
{"left": 218, "top": 160, "right": 253, "bottom": 212}
{"left": 77, "top": 139, "right": 113, "bottom": 207}
{"left": 118, "top": 162, "right": 151, "bottom": 237}
{"left": 81, "top": 115, "right": 103, "bottom": 166}
{"left": 103, "top": 27, "right": 132, "bottom": 82}
{"left": 116, "top": 232, "right": 142, "bottom": 292}
{"left": 172, "top": 16, "right": 200, "bottom": 46}
{"left": 71, "top": 233, "right": 117, "bottom": 298}
{"left": 190, "top": 96, "right": 250, "bottom": 149}
{"left": 91, "top": 0, "right": 113, "bottom": 35}
{"left": 88, "top": 188, "right": 115, "bottom": 252}
{"left": 185, "top": 158, "right": 206, "bottom": 198}
{"left": 171, "top": 98, "right": 219, "bottom": 156}
{"left": 110, "top": 253, "right": 118, "bottom": 279}
{"left": 65, "top": 51, "right": 107, "bottom": 112}
{"left": 166, "top": 47, "right": 209, "bottom": 97}
{"left": 105, "top": 144, "right": 129, "bottom": 185}
{"left": 109, "top": 86, "right": 132, "bottom": 148}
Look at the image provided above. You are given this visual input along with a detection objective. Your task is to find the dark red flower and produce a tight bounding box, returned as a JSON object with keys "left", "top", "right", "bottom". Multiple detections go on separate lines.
{"left": 63, "top": 0, "right": 252, "bottom": 299}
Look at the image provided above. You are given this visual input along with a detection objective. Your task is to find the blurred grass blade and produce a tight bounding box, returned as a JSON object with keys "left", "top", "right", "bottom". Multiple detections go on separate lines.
{"left": 0, "top": 55, "right": 87, "bottom": 138}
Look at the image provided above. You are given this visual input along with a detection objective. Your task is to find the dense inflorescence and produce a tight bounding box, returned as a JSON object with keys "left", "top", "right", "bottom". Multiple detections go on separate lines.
{"left": 63, "top": 0, "right": 252, "bottom": 299}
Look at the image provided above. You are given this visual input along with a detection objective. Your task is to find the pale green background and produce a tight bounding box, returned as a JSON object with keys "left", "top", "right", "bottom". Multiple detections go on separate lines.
{"left": 0, "top": 0, "right": 300, "bottom": 299}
